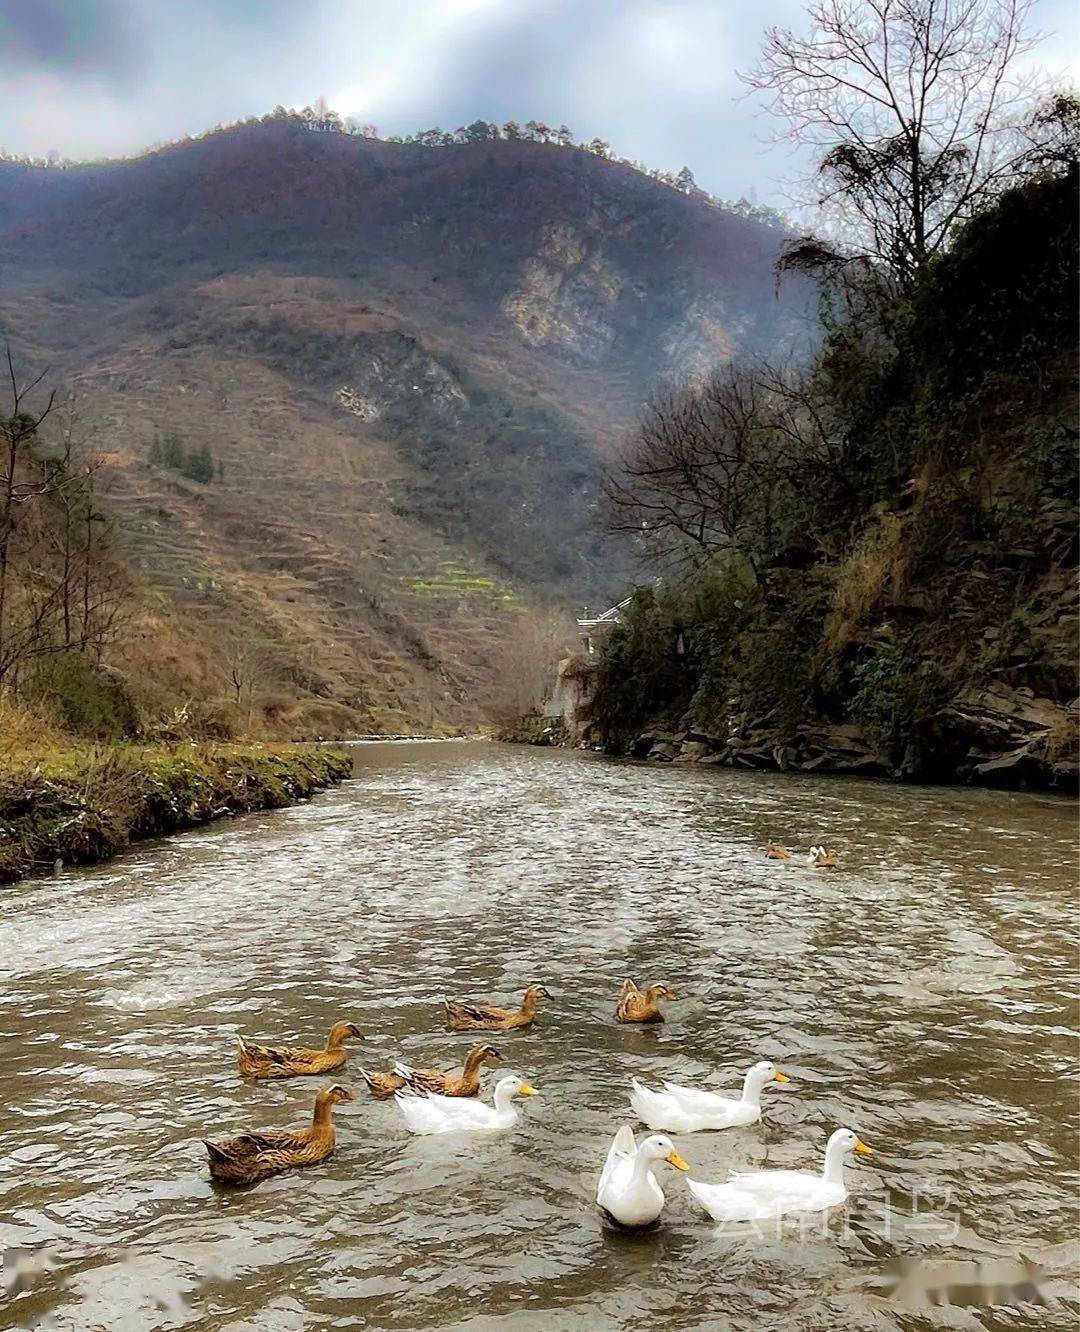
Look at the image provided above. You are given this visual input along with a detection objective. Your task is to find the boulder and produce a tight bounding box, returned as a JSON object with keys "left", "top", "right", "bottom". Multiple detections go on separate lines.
{"left": 676, "top": 740, "right": 711, "bottom": 762}
{"left": 632, "top": 730, "right": 680, "bottom": 759}
{"left": 926, "top": 684, "right": 1077, "bottom": 788}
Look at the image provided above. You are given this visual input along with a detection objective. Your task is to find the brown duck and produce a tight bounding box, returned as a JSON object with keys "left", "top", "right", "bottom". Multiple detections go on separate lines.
{"left": 444, "top": 985, "right": 551, "bottom": 1032}
{"left": 615, "top": 979, "right": 678, "bottom": 1024}
{"left": 360, "top": 1042, "right": 502, "bottom": 1099}
{"left": 762, "top": 842, "right": 792, "bottom": 860}
{"left": 204, "top": 1083, "right": 354, "bottom": 1185}
{"left": 235, "top": 1020, "right": 362, "bottom": 1079}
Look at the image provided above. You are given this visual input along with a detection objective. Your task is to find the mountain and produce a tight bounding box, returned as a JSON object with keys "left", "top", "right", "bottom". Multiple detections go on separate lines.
{"left": 0, "top": 120, "right": 810, "bottom": 732}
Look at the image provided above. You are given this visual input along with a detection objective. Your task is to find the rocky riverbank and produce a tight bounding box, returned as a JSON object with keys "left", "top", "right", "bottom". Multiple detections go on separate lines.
{"left": 0, "top": 743, "right": 352, "bottom": 884}
{"left": 626, "top": 677, "right": 1078, "bottom": 791}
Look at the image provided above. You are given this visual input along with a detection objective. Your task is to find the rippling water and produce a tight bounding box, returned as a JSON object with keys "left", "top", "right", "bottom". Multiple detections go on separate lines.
{"left": 1, "top": 741, "right": 1077, "bottom": 1330}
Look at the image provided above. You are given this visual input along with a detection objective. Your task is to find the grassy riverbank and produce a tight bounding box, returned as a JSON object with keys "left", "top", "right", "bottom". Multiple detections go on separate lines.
{"left": 0, "top": 742, "right": 352, "bottom": 884}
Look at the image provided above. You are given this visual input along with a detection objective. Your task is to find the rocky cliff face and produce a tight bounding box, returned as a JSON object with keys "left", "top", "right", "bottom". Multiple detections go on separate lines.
{"left": 502, "top": 225, "right": 628, "bottom": 359}
{"left": 621, "top": 681, "right": 1078, "bottom": 791}
{"left": 333, "top": 332, "right": 470, "bottom": 426}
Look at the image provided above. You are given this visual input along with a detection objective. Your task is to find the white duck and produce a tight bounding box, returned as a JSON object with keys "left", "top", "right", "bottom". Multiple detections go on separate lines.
{"left": 629, "top": 1060, "right": 790, "bottom": 1133}
{"left": 688, "top": 1127, "right": 873, "bottom": 1221}
{"left": 596, "top": 1125, "right": 691, "bottom": 1228}
{"left": 808, "top": 845, "right": 839, "bottom": 868}
{"left": 394, "top": 1073, "right": 538, "bottom": 1135}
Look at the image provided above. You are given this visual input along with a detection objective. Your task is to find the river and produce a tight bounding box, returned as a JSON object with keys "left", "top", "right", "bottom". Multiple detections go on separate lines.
{"left": 1, "top": 741, "right": 1076, "bottom": 1330}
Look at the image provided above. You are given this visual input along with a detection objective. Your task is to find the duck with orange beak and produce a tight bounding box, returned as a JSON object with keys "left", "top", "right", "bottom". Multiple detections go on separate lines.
{"left": 597, "top": 1126, "right": 691, "bottom": 1228}
{"left": 394, "top": 1074, "right": 539, "bottom": 1134}
{"left": 630, "top": 1059, "right": 790, "bottom": 1133}
{"left": 688, "top": 1127, "right": 874, "bottom": 1221}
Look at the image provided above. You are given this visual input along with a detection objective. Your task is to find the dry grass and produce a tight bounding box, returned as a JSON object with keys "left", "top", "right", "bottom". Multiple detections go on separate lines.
{"left": 1044, "top": 711, "right": 1080, "bottom": 765}
{"left": 824, "top": 511, "right": 908, "bottom": 657}
{"left": 0, "top": 692, "right": 66, "bottom": 760}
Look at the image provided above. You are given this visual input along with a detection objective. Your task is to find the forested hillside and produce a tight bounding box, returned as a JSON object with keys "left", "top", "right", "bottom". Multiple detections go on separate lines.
{"left": 585, "top": 161, "right": 1078, "bottom": 790}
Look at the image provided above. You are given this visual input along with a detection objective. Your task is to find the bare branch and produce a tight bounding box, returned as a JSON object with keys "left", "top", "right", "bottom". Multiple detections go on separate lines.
{"left": 743, "top": 0, "right": 1057, "bottom": 286}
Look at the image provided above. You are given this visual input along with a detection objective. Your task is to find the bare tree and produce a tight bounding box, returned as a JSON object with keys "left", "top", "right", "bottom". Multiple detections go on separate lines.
{"left": 42, "top": 395, "right": 112, "bottom": 650}
{"left": 0, "top": 349, "right": 55, "bottom": 673}
{"left": 746, "top": 0, "right": 1053, "bottom": 287}
{"left": 487, "top": 610, "right": 576, "bottom": 725}
{"left": 0, "top": 360, "right": 131, "bottom": 683}
{"left": 604, "top": 364, "right": 788, "bottom": 578}
{"left": 221, "top": 631, "right": 273, "bottom": 713}
{"left": 604, "top": 349, "right": 912, "bottom": 574}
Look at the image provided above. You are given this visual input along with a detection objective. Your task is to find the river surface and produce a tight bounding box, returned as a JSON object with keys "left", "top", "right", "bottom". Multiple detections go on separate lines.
{"left": 1, "top": 742, "right": 1077, "bottom": 1331}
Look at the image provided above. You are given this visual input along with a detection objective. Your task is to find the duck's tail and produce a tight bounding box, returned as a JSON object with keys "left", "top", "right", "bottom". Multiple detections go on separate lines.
{"left": 358, "top": 1066, "right": 403, "bottom": 1099}
{"left": 393, "top": 1084, "right": 426, "bottom": 1102}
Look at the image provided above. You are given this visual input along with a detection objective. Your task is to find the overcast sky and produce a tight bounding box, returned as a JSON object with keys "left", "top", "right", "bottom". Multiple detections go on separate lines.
{"left": 1, "top": 0, "right": 1077, "bottom": 205}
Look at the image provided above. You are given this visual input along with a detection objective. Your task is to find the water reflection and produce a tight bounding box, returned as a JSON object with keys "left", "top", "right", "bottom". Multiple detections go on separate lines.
{"left": 1, "top": 742, "right": 1076, "bottom": 1329}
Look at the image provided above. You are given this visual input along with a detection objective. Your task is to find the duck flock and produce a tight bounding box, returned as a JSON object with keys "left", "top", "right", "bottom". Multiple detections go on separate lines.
{"left": 208, "top": 848, "right": 872, "bottom": 1232}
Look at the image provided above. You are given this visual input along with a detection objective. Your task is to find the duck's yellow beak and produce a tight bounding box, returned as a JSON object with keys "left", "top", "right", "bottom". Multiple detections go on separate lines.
{"left": 517, "top": 1083, "right": 539, "bottom": 1097}
{"left": 854, "top": 1138, "right": 873, "bottom": 1155}
{"left": 666, "top": 1149, "right": 691, "bottom": 1172}
{"left": 774, "top": 1071, "right": 790, "bottom": 1083}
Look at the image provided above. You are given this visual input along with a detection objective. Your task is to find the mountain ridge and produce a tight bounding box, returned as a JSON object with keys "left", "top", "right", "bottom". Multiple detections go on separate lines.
{"left": 0, "top": 122, "right": 811, "bottom": 732}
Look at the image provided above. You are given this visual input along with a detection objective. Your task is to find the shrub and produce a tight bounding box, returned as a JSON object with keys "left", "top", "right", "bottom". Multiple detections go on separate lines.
{"left": 586, "top": 587, "right": 691, "bottom": 752}
{"left": 824, "top": 511, "right": 907, "bottom": 656}
{"left": 849, "top": 642, "right": 907, "bottom": 756}
{"left": 179, "top": 443, "right": 215, "bottom": 484}
{"left": 26, "top": 654, "right": 141, "bottom": 740}
{"left": 848, "top": 644, "right": 949, "bottom": 765}
{"left": 734, "top": 625, "right": 815, "bottom": 743}
{"left": 149, "top": 432, "right": 185, "bottom": 469}
{"left": 148, "top": 433, "right": 215, "bottom": 484}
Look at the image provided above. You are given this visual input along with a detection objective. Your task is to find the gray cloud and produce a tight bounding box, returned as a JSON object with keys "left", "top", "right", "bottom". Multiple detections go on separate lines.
{"left": 0, "top": 0, "right": 143, "bottom": 87}
{"left": 0, "top": 0, "right": 1075, "bottom": 207}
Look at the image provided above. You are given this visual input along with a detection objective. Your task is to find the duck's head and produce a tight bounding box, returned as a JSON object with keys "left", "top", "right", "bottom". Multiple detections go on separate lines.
{"left": 830, "top": 1127, "right": 872, "bottom": 1156}
{"left": 469, "top": 1042, "right": 503, "bottom": 1066}
{"left": 328, "top": 1021, "right": 363, "bottom": 1044}
{"left": 646, "top": 983, "right": 678, "bottom": 1002}
{"left": 639, "top": 1133, "right": 690, "bottom": 1171}
{"left": 524, "top": 984, "right": 552, "bottom": 1003}
{"left": 496, "top": 1074, "right": 539, "bottom": 1099}
{"left": 747, "top": 1059, "right": 790, "bottom": 1090}
{"left": 318, "top": 1083, "right": 356, "bottom": 1107}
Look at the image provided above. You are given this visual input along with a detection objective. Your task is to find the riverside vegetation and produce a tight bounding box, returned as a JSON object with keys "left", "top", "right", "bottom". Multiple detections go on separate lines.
{"left": 580, "top": 17, "right": 1079, "bottom": 794}
{"left": 0, "top": 729, "right": 350, "bottom": 884}
{"left": 589, "top": 168, "right": 1079, "bottom": 789}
